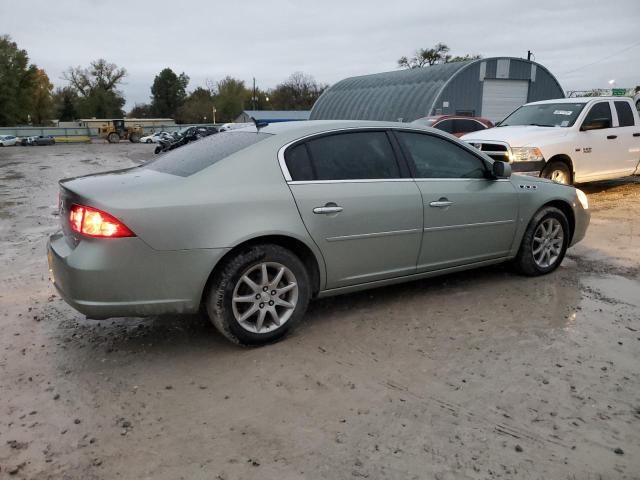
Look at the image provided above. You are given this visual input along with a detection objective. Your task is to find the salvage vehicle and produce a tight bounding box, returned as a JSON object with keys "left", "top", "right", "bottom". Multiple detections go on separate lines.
{"left": 462, "top": 97, "right": 640, "bottom": 184}
{"left": 411, "top": 115, "right": 493, "bottom": 137}
{"left": 154, "top": 126, "right": 217, "bottom": 154}
{"left": 48, "top": 120, "right": 590, "bottom": 345}
{"left": 21, "top": 135, "right": 56, "bottom": 146}
{"left": 0, "top": 135, "right": 19, "bottom": 146}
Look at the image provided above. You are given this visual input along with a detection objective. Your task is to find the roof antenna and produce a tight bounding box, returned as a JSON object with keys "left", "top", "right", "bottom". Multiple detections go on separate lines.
{"left": 251, "top": 116, "right": 269, "bottom": 132}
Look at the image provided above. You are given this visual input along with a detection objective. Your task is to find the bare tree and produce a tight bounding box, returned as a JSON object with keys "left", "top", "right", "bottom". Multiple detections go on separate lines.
{"left": 398, "top": 43, "right": 480, "bottom": 69}
{"left": 63, "top": 59, "right": 126, "bottom": 97}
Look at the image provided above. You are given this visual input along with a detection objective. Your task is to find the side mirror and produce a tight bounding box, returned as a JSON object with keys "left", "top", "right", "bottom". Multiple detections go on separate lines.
{"left": 580, "top": 118, "right": 610, "bottom": 131}
{"left": 492, "top": 161, "right": 511, "bottom": 179}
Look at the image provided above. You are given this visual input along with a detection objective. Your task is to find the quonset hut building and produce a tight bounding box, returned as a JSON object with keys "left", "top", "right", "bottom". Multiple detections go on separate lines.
{"left": 310, "top": 57, "right": 564, "bottom": 124}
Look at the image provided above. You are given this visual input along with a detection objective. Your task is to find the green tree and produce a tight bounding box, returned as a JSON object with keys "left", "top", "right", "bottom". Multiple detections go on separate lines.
{"left": 150, "top": 68, "right": 189, "bottom": 117}
{"left": 176, "top": 87, "right": 215, "bottom": 124}
{"left": 269, "top": 72, "right": 326, "bottom": 110}
{"left": 398, "top": 43, "right": 481, "bottom": 69}
{"left": 0, "top": 35, "right": 38, "bottom": 126}
{"left": 53, "top": 87, "right": 79, "bottom": 122}
{"left": 214, "top": 77, "right": 248, "bottom": 122}
{"left": 63, "top": 59, "right": 127, "bottom": 118}
{"left": 32, "top": 69, "right": 54, "bottom": 125}
{"left": 128, "top": 103, "right": 154, "bottom": 118}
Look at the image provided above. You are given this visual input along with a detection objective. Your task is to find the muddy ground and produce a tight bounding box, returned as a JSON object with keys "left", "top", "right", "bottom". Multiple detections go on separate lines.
{"left": 0, "top": 143, "right": 639, "bottom": 480}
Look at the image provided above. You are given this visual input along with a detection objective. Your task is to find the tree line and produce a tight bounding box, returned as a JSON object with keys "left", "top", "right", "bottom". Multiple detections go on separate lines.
{"left": 1, "top": 36, "right": 478, "bottom": 127}
{"left": 0, "top": 35, "right": 327, "bottom": 126}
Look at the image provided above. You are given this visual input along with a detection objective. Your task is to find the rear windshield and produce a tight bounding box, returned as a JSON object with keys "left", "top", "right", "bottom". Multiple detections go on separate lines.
{"left": 144, "top": 131, "right": 272, "bottom": 176}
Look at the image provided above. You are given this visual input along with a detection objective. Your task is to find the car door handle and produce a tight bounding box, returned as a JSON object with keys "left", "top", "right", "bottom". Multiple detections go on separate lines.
{"left": 607, "top": 135, "right": 617, "bottom": 140}
{"left": 429, "top": 199, "right": 453, "bottom": 208}
{"left": 313, "top": 205, "right": 343, "bottom": 214}
{"left": 633, "top": 133, "right": 640, "bottom": 137}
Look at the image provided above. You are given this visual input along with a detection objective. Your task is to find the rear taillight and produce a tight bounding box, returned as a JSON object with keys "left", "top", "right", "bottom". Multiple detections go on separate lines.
{"left": 69, "top": 204, "right": 135, "bottom": 238}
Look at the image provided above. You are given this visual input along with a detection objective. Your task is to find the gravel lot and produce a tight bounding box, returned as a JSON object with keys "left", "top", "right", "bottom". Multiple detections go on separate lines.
{"left": 1, "top": 143, "right": 639, "bottom": 480}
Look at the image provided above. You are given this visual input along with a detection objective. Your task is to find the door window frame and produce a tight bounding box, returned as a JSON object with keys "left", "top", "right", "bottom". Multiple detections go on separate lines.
{"left": 580, "top": 101, "right": 614, "bottom": 130}
{"left": 389, "top": 129, "right": 492, "bottom": 180}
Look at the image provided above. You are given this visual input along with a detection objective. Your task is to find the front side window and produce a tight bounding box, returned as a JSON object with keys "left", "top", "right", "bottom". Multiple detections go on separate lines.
{"left": 305, "top": 131, "right": 400, "bottom": 180}
{"left": 582, "top": 102, "right": 612, "bottom": 128}
{"left": 614, "top": 101, "right": 635, "bottom": 127}
{"left": 397, "top": 131, "right": 486, "bottom": 179}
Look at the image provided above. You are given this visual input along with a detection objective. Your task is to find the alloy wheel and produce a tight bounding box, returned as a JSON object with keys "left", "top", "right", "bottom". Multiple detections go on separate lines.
{"left": 231, "top": 262, "right": 298, "bottom": 334}
{"left": 532, "top": 218, "right": 564, "bottom": 268}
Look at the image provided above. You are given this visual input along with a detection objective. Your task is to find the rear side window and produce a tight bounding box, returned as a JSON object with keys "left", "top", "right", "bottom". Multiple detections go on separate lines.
{"left": 583, "top": 102, "right": 612, "bottom": 128}
{"left": 397, "top": 131, "right": 486, "bottom": 179}
{"left": 434, "top": 120, "right": 454, "bottom": 134}
{"left": 614, "top": 101, "right": 635, "bottom": 127}
{"left": 144, "top": 132, "right": 271, "bottom": 176}
{"left": 284, "top": 144, "right": 314, "bottom": 181}
{"left": 305, "top": 131, "right": 400, "bottom": 180}
{"left": 455, "top": 119, "right": 486, "bottom": 133}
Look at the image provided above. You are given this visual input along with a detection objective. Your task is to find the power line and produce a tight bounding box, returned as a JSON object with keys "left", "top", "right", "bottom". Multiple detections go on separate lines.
{"left": 560, "top": 40, "right": 640, "bottom": 75}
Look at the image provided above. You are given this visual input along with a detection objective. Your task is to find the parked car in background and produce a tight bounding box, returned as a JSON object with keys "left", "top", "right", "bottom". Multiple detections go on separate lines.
{"left": 32, "top": 135, "right": 56, "bottom": 146}
{"left": 462, "top": 97, "right": 640, "bottom": 184}
{"left": 0, "top": 135, "right": 19, "bottom": 146}
{"left": 140, "top": 132, "right": 173, "bottom": 144}
{"left": 48, "top": 120, "right": 589, "bottom": 346}
{"left": 411, "top": 115, "right": 493, "bottom": 137}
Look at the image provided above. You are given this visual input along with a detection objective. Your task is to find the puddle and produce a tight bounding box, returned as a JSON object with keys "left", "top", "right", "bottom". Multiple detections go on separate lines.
{"left": 582, "top": 274, "right": 640, "bottom": 307}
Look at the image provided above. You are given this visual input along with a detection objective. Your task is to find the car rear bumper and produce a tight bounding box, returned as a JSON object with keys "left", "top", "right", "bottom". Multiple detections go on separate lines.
{"left": 47, "top": 231, "right": 228, "bottom": 319}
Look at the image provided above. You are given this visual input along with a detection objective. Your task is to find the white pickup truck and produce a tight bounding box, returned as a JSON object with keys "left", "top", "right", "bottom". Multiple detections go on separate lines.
{"left": 462, "top": 97, "right": 640, "bottom": 184}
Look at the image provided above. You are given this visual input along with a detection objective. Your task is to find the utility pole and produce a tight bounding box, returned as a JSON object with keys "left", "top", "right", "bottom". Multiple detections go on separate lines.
{"left": 252, "top": 77, "right": 257, "bottom": 111}
{"left": 212, "top": 105, "right": 216, "bottom": 124}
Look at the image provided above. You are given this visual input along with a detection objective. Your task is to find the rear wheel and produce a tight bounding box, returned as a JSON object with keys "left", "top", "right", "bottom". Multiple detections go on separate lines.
{"left": 206, "top": 244, "right": 310, "bottom": 345}
{"left": 129, "top": 133, "right": 140, "bottom": 143}
{"left": 107, "top": 132, "right": 120, "bottom": 143}
{"left": 146, "top": 139, "right": 152, "bottom": 144}
{"left": 514, "top": 206, "right": 569, "bottom": 276}
{"left": 542, "top": 161, "right": 572, "bottom": 185}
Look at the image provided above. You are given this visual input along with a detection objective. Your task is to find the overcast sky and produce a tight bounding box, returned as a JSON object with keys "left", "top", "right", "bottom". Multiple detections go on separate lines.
{"left": 2, "top": 0, "right": 639, "bottom": 109}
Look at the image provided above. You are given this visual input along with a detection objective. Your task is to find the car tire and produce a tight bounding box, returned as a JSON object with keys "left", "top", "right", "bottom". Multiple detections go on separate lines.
{"left": 146, "top": 139, "right": 152, "bottom": 144}
{"left": 541, "top": 161, "right": 572, "bottom": 185}
{"left": 514, "top": 206, "right": 569, "bottom": 276}
{"left": 206, "top": 244, "right": 311, "bottom": 346}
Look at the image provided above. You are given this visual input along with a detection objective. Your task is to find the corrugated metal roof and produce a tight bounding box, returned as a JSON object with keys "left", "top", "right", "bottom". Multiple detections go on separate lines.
{"left": 241, "top": 110, "right": 310, "bottom": 121}
{"left": 310, "top": 61, "right": 473, "bottom": 121}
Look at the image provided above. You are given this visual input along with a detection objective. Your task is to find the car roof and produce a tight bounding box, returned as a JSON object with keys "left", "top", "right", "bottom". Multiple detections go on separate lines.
{"left": 526, "top": 97, "right": 624, "bottom": 106}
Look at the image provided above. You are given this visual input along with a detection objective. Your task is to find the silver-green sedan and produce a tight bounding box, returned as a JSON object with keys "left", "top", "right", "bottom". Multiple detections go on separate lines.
{"left": 47, "top": 121, "right": 590, "bottom": 345}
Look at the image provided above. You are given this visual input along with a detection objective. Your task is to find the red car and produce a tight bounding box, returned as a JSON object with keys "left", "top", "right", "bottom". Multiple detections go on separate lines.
{"left": 411, "top": 115, "right": 493, "bottom": 137}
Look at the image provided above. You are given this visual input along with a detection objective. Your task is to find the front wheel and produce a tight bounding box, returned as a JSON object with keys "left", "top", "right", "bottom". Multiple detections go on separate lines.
{"left": 514, "top": 206, "right": 569, "bottom": 276}
{"left": 541, "top": 161, "right": 572, "bottom": 185}
{"left": 206, "top": 244, "right": 311, "bottom": 345}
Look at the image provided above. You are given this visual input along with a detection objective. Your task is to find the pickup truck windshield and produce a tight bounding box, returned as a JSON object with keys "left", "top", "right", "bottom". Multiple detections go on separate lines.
{"left": 500, "top": 103, "right": 587, "bottom": 127}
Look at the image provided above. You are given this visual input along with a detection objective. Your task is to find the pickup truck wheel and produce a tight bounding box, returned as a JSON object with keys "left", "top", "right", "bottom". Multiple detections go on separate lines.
{"left": 514, "top": 206, "right": 569, "bottom": 276}
{"left": 542, "top": 161, "right": 572, "bottom": 185}
{"left": 206, "top": 244, "right": 311, "bottom": 346}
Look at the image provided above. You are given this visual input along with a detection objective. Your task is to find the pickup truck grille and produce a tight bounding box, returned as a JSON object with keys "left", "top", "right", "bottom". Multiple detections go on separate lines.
{"left": 467, "top": 142, "right": 510, "bottom": 163}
